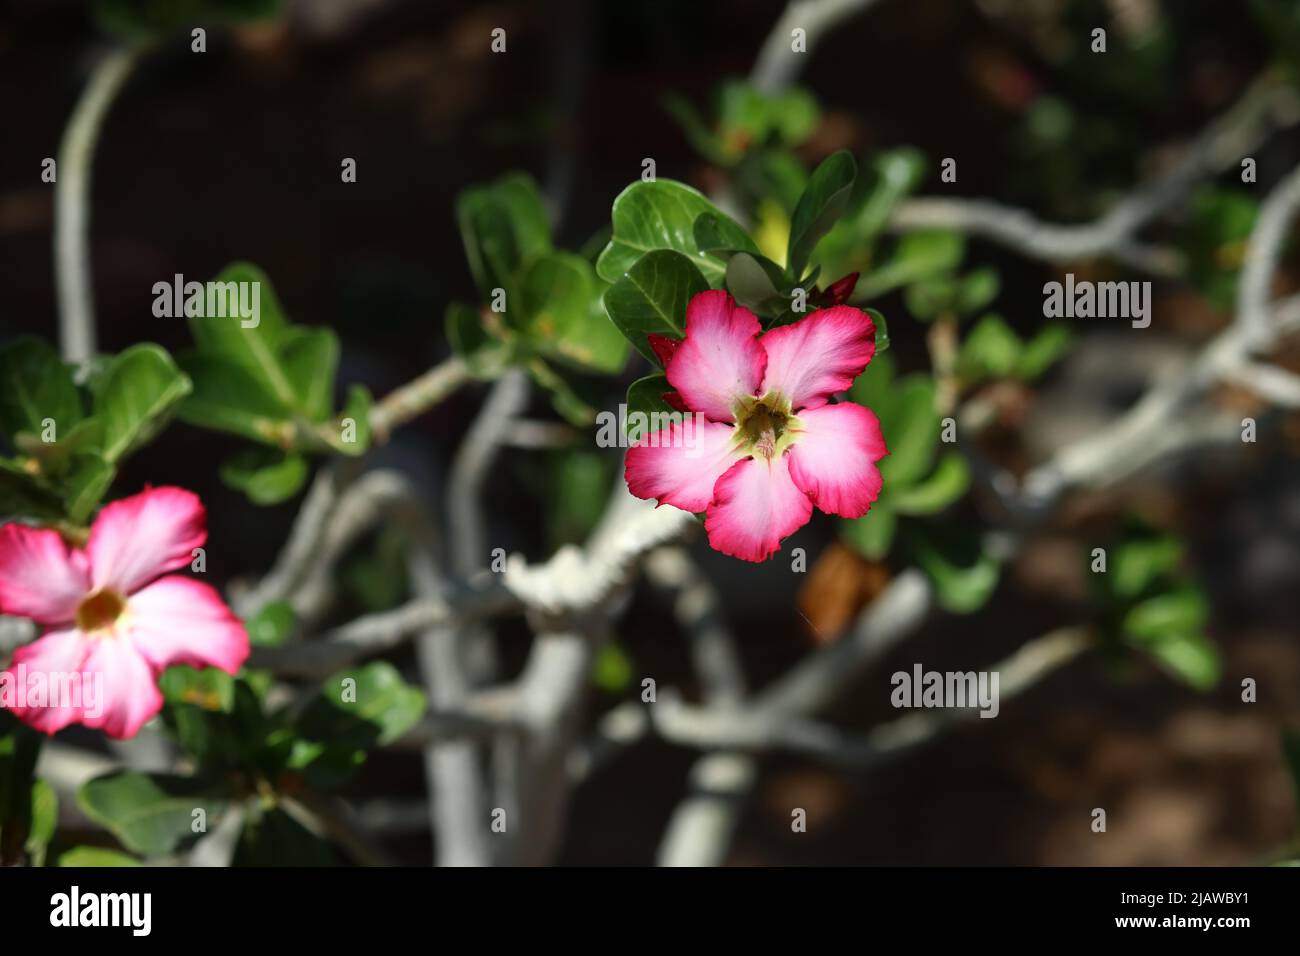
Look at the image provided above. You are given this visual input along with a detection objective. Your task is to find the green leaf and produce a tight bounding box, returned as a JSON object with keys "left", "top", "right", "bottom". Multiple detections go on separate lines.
{"left": 188, "top": 263, "right": 297, "bottom": 409}
{"left": 850, "top": 147, "right": 926, "bottom": 241}
{"left": 176, "top": 353, "right": 294, "bottom": 447}
{"left": 908, "top": 524, "right": 1000, "bottom": 614}
{"left": 520, "top": 252, "right": 628, "bottom": 373}
{"left": 93, "top": 344, "right": 192, "bottom": 463}
{"left": 866, "top": 307, "right": 890, "bottom": 354}
{"left": 56, "top": 846, "right": 141, "bottom": 867}
{"left": 1110, "top": 535, "right": 1183, "bottom": 601}
{"left": 623, "top": 374, "right": 681, "bottom": 440}
{"left": 841, "top": 503, "right": 897, "bottom": 560}
{"left": 957, "top": 268, "right": 1001, "bottom": 316}
{"left": 279, "top": 328, "right": 339, "bottom": 423}
{"left": 78, "top": 771, "right": 228, "bottom": 856}
{"left": 879, "top": 376, "right": 939, "bottom": 487}
{"left": 320, "top": 386, "right": 373, "bottom": 457}
{"left": 245, "top": 600, "right": 296, "bottom": 648}
{"left": 787, "top": 150, "right": 856, "bottom": 280}
{"left": 62, "top": 454, "right": 115, "bottom": 524}
{"left": 24, "top": 779, "right": 57, "bottom": 866}
{"left": 0, "top": 460, "right": 65, "bottom": 522}
{"left": 693, "top": 212, "right": 761, "bottom": 259}
{"left": 445, "top": 302, "right": 514, "bottom": 378}
{"left": 855, "top": 230, "right": 965, "bottom": 300}
{"left": 292, "top": 662, "right": 427, "bottom": 787}
{"left": 1128, "top": 624, "right": 1221, "bottom": 690}
{"left": 597, "top": 179, "right": 749, "bottom": 285}
{"left": 725, "top": 252, "right": 789, "bottom": 318}
{"left": 528, "top": 359, "right": 597, "bottom": 426}
{"left": 958, "top": 313, "right": 1023, "bottom": 381}
{"left": 234, "top": 804, "right": 336, "bottom": 866}
{"left": 0, "top": 337, "right": 82, "bottom": 447}
{"left": 1122, "top": 589, "right": 1209, "bottom": 643}
{"left": 457, "top": 172, "right": 551, "bottom": 298}
{"left": 1015, "top": 324, "right": 1074, "bottom": 380}
{"left": 159, "top": 665, "right": 236, "bottom": 713}
{"left": 545, "top": 450, "right": 615, "bottom": 547}
{"left": 604, "top": 249, "right": 708, "bottom": 364}
{"left": 892, "top": 453, "right": 970, "bottom": 515}
{"left": 849, "top": 350, "right": 896, "bottom": 416}
{"left": 219, "top": 447, "right": 308, "bottom": 505}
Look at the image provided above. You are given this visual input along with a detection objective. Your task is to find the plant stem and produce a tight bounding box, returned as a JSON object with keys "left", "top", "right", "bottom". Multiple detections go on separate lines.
{"left": 368, "top": 356, "right": 473, "bottom": 443}
{"left": 54, "top": 44, "right": 144, "bottom": 368}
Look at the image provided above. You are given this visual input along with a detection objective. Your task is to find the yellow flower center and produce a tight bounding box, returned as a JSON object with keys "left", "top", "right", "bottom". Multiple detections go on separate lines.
{"left": 76, "top": 589, "right": 127, "bottom": 634}
{"left": 734, "top": 392, "right": 801, "bottom": 460}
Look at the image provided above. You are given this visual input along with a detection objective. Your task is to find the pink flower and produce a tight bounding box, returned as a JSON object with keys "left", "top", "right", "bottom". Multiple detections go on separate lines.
{"left": 0, "top": 487, "right": 249, "bottom": 739}
{"left": 625, "top": 291, "right": 888, "bottom": 562}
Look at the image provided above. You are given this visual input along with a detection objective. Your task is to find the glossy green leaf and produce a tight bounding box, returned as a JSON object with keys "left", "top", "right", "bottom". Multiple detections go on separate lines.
{"left": 457, "top": 172, "right": 551, "bottom": 298}
{"left": 787, "top": 150, "right": 856, "bottom": 279}
{"left": 93, "top": 343, "right": 192, "bottom": 463}
{"left": 597, "top": 179, "right": 748, "bottom": 285}
{"left": 623, "top": 374, "right": 681, "bottom": 440}
{"left": 604, "top": 249, "right": 708, "bottom": 364}
{"left": 725, "top": 252, "right": 789, "bottom": 318}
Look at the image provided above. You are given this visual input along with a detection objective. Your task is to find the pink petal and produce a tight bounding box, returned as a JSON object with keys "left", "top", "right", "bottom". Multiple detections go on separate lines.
{"left": 3, "top": 628, "right": 91, "bottom": 735}
{"left": 79, "top": 637, "right": 163, "bottom": 740}
{"left": 787, "top": 403, "right": 888, "bottom": 518}
{"left": 0, "top": 524, "right": 89, "bottom": 624}
{"left": 704, "top": 453, "right": 813, "bottom": 562}
{"left": 759, "top": 305, "right": 876, "bottom": 411}
{"left": 126, "top": 576, "right": 250, "bottom": 674}
{"left": 666, "top": 291, "right": 767, "bottom": 422}
{"left": 86, "top": 486, "right": 207, "bottom": 595}
{"left": 626, "top": 418, "right": 742, "bottom": 513}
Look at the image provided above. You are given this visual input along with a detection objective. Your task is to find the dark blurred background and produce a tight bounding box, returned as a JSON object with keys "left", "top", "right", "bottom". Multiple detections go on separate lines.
{"left": 2, "top": 0, "right": 1299, "bottom": 864}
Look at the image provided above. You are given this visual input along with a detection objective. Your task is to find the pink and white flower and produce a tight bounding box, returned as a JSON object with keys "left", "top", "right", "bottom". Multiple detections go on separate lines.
{"left": 625, "top": 290, "right": 888, "bottom": 562}
{"left": 0, "top": 486, "right": 249, "bottom": 739}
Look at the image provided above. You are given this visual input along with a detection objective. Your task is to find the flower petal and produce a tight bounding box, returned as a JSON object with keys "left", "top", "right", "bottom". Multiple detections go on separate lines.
{"left": 704, "top": 453, "right": 813, "bottom": 562}
{"left": 0, "top": 524, "right": 89, "bottom": 624}
{"left": 86, "top": 487, "right": 207, "bottom": 595}
{"left": 665, "top": 291, "right": 766, "bottom": 422}
{"left": 787, "top": 402, "right": 887, "bottom": 518}
{"left": 126, "top": 576, "right": 250, "bottom": 674}
{"left": 625, "top": 418, "right": 742, "bottom": 513}
{"left": 79, "top": 637, "right": 163, "bottom": 740}
{"left": 759, "top": 305, "right": 876, "bottom": 411}
{"left": 2, "top": 628, "right": 91, "bottom": 735}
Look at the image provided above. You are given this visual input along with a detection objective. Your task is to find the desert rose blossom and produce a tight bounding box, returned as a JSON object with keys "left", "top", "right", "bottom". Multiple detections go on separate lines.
{"left": 626, "top": 290, "right": 888, "bottom": 562}
{"left": 0, "top": 486, "right": 249, "bottom": 738}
